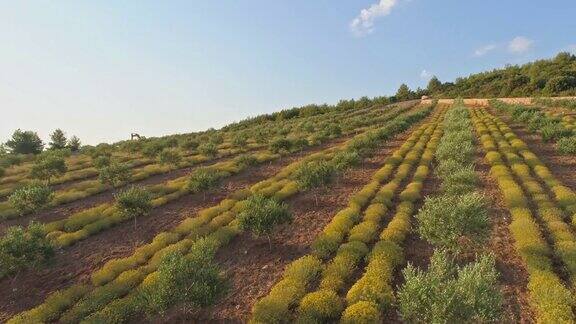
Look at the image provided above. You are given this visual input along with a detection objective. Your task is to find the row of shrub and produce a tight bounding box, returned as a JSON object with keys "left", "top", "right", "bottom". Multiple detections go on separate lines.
{"left": 250, "top": 108, "right": 445, "bottom": 323}
{"left": 7, "top": 103, "right": 435, "bottom": 324}
{"left": 337, "top": 110, "right": 444, "bottom": 323}
{"left": 397, "top": 102, "right": 503, "bottom": 323}
{"left": 0, "top": 101, "right": 410, "bottom": 221}
{"left": 471, "top": 107, "right": 575, "bottom": 322}
{"left": 490, "top": 99, "right": 576, "bottom": 155}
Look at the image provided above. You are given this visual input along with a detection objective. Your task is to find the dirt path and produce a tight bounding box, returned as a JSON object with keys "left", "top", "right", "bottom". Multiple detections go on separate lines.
{"left": 0, "top": 139, "right": 349, "bottom": 320}
{"left": 475, "top": 145, "right": 535, "bottom": 323}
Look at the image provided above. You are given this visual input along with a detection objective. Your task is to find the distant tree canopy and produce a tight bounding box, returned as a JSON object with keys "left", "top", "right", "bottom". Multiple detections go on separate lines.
{"left": 49, "top": 129, "right": 67, "bottom": 150}
{"left": 6, "top": 129, "right": 44, "bottom": 154}
{"left": 427, "top": 52, "right": 576, "bottom": 98}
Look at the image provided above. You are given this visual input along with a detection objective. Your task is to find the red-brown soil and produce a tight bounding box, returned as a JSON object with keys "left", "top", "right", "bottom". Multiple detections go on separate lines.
{"left": 475, "top": 145, "right": 535, "bottom": 323}
{"left": 0, "top": 139, "right": 349, "bottom": 321}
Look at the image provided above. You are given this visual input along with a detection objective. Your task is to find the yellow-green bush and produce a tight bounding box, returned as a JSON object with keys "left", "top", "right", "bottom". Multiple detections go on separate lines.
{"left": 399, "top": 182, "right": 422, "bottom": 202}
{"left": 296, "top": 289, "right": 343, "bottom": 323}
{"left": 380, "top": 202, "right": 413, "bottom": 242}
{"left": 340, "top": 301, "right": 381, "bottom": 324}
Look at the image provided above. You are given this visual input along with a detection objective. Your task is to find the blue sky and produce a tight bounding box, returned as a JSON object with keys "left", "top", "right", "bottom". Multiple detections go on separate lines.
{"left": 1, "top": 1, "right": 575, "bottom": 145}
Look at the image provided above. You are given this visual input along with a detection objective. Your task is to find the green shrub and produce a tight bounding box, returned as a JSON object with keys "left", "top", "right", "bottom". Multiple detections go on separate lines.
{"left": 93, "top": 155, "right": 111, "bottom": 169}
{"left": 238, "top": 195, "right": 292, "bottom": 244}
{"left": 9, "top": 184, "right": 53, "bottom": 216}
{"left": 541, "top": 124, "right": 572, "bottom": 142}
{"left": 98, "top": 162, "right": 131, "bottom": 188}
{"left": 332, "top": 151, "right": 361, "bottom": 171}
{"left": 269, "top": 138, "right": 292, "bottom": 153}
{"left": 158, "top": 148, "right": 182, "bottom": 166}
{"left": 114, "top": 186, "right": 153, "bottom": 226}
{"left": 293, "top": 160, "right": 336, "bottom": 191}
{"left": 416, "top": 192, "right": 488, "bottom": 252}
{"left": 198, "top": 142, "right": 218, "bottom": 157}
{"left": 0, "top": 222, "right": 54, "bottom": 278}
{"left": 137, "top": 250, "right": 226, "bottom": 316}
{"left": 557, "top": 136, "right": 576, "bottom": 155}
{"left": 398, "top": 251, "right": 502, "bottom": 323}
{"left": 234, "top": 154, "right": 258, "bottom": 167}
{"left": 30, "top": 152, "right": 67, "bottom": 185}
{"left": 187, "top": 167, "right": 224, "bottom": 193}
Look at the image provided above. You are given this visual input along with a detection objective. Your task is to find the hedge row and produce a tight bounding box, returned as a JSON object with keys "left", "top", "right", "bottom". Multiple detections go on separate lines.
{"left": 471, "top": 107, "right": 575, "bottom": 323}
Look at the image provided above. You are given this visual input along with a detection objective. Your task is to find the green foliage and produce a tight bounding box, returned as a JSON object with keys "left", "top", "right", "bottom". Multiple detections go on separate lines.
{"left": 238, "top": 195, "right": 292, "bottom": 239}
{"left": 232, "top": 133, "right": 248, "bottom": 148}
{"left": 0, "top": 222, "right": 54, "bottom": 278}
{"left": 198, "top": 142, "right": 218, "bottom": 157}
{"left": 6, "top": 129, "right": 44, "bottom": 154}
{"left": 93, "top": 155, "right": 111, "bottom": 169}
{"left": 187, "top": 167, "right": 224, "bottom": 192}
{"left": 138, "top": 249, "right": 226, "bottom": 315}
{"left": 234, "top": 154, "right": 258, "bottom": 167}
{"left": 428, "top": 52, "right": 576, "bottom": 97}
{"left": 269, "top": 138, "right": 292, "bottom": 154}
{"left": 180, "top": 137, "right": 200, "bottom": 151}
{"left": 293, "top": 160, "right": 336, "bottom": 191}
{"left": 158, "top": 148, "right": 182, "bottom": 166}
{"left": 9, "top": 184, "right": 53, "bottom": 216}
{"left": 397, "top": 251, "right": 503, "bottom": 323}
{"left": 332, "top": 151, "right": 361, "bottom": 171}
{"left": 417, "top": 189, "right": 489, "bottom": 252}
{"left": 557, "top": 136, "right": 576, "bottom": 155}
{"left": 114, "top": 186, "right": 153, "bottom": 222}
{"left": 99, "top": 162, "right": 132, "bottom": 188}
{"left": 30, "top": 152, "right": 67, "bottom": 184}
{"left": 67, "top": 135, "right": 81, "bottom": 152}
{"left": 49, "top": 129, "right": 67, "bottom": 150}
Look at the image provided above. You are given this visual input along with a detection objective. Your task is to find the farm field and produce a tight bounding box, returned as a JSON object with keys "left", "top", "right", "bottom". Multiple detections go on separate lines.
{"left": 3, "top": 94, "right": 576, "bottom": 323}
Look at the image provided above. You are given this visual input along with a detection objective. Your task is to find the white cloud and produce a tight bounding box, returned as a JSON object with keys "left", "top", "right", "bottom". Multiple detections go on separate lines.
{"left": 508, "top": 36, "right": 534, "bottom": 54}
{"left": 473, "top": 44, "right": 497, "bottom": 57}
{"left": 420, "top": 69, "right": 432, "bottom": 80}
{"left": 350, "top": 0, "right": 398, "bottom": 37}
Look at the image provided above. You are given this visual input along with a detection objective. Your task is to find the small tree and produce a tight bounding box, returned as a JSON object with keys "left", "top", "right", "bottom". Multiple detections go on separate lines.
{"left": 114, "top": 186, "right": 152, "bottom": 228}
{"left": 30, "top": 152, "right": 67, "bottom": 185}
{"left": 269, "top": 138, "right": 292, "bottom": 154}
{"left": 93, "top": 155, "right": 111, "bottom": 169}
{"left": 49, "top": 129, "right": 67, "bottom": 150}
{"left": 99, "top": 162, "right": 132, "bottom": 190}
{"left": 6, "top": 129, "right": 44, "bottom": 154}
{"left": 395, "top": 83, "right": 414, "bottom": 101}
{"left": 138, "top": 248, "right": 226, "bottom": 316}
{"left": 294, "top": 161, "right": 336, "bottom": 205}
{"left": 67, "top": 136, "right": 81, "bottom": 152}
{"left": 158, "top": 148, "right": 182, "bottom": 166}
{"left": 9, "top": 184, "right": 53, "bottom": 215}
{"left": 0, "top": 222, "right": 54, "bottom": 278}
{"left": 187, "top": 168, "right": 223, "bottom": 198}
{"left": 238, "top": 195, "right": 292, "bottom": 249}
{"left": 142, "top": 142, "right": 164, "bottom": 159}
{"left": 198, "top": 142, "right": 218, "bottom": 158}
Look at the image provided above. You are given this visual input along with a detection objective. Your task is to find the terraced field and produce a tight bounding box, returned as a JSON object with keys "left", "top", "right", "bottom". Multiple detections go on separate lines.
{"left": 3, "top": 97, "right": 576, "bottom": 323}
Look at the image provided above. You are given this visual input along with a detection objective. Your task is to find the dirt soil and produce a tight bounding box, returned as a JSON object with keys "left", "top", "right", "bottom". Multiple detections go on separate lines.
{"left": 475, "top": 145, "right": 535, "bottom": 323}
{"left": 157, "top": 125, "right": 418, "bottom": 323}
{"left": 0, "top": 138, "right": 350, "bottom": 321}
